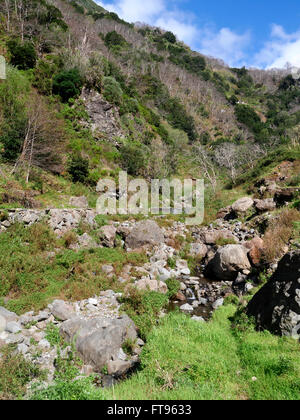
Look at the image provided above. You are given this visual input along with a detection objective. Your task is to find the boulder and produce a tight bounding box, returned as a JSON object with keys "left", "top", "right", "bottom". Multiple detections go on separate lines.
{"left": 0, "top": 306, "right": 18, "bottom": 322}
{"left": 274, "top": 189, "right": 297, "bottom": 206}
{"left": 135, "top": 278, "right": 168, "bottom": 294}
{"left": 0, "top": 315, "right": 6, "bottom": 333}
{"left": 244, "top": 236, "right": 264, "bottom": 266}
{"left": 99, "top": 225, "right": 117, "bottom": 248}
{"left": 125, "top": 220, "right": 164, "bottom": 249}
{"left": 247, "top": 251, "right": 300, "bottom": 338}
{"left": 50, "top": 300, "right": 75, "bottom": 321}
{"left": 254, "top": 198, "right": 276, "bottom": 213}
{"left": 232, "top": 197, "right": 254, "bottom": 215}
{"left": 189, "top": 243, "right": 208, "bottom": 258}
{"left": 200, "top": 229, "right": 235, "bottom": 245}
{"left": 69, "top": 196, "right": 89, "bottom": 209}
{"left": 206, "top": 244, "right": 251, "bottom": 281}
{"left": 60, "top": 315, "right": 137, "bottom": 372}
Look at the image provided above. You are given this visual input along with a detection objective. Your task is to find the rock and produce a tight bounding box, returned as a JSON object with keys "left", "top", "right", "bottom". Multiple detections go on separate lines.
{"left": 180, "top": 303, "right": 194, "bottom": 312}
{"left": 76, "top": 233, "right": 97, "bottom": 249}
{"left": 88, "top": 298, "right": 98, "bottom": 306}
{"left": 102, "top": 265, "right": 114, "bottom": 275}
{"left": 191, "top": 316, "right": 205, "bottom": 322}
{"left": 107, "top": 360, "right": 132, "bottom": 377}
{"left": 244, "top": 236, "right": 264, "bottom": 266}
{"left": 5, "top": 321, "right": 21, "bottom": 334}
{"left": 175, "top": 291, "right": 186, "bottom": 301}
{"left": 189, "top": 243, "right": 208, "bottom": 258}
{"left": 247, "top": 251, "right": 300, "bottom": 338}
{"left": 17, "top": 343, "right": 29, "bottom": 355}
{"left": 60, "top": 315, "right": 137, "bottom": 372}
{"left": 206, "top": 245, "right": 251, "bottom": 281}
{"left": 99, "top": 225, "right": 117, "bottom": 248}
{"left": 232, "top": 197, "right": 254, "bottom": 215}
{"left": 216, "top": 206, "right": 233, "bottom": 220}
{"left": 125, "top": 220, "right": 164, "bottom": 249}
{"left": 69, "top": 196, "right": 89, "bottom": 209}
{"left": 212, "top": 298, "right": 224, "bottom": 310}
{"left": 51, "top": 300, "right": 75, "bottom": 321}
{"left": 254, "top": 198, "right": 276, "bottom": 213}
{"left": 135, "top": 278, "right": 168, "bottom": 294}
{"left": 0, "top": 307, "right": 18, "bottom": 322}
{"left": 200, "top": 230, "right": 235, "bottom": 245}
{"left": 0, "top": 315, "right": 6, "bottom": 333}
{"left": 39, "top": 339, "right": 51, "bottom": 349}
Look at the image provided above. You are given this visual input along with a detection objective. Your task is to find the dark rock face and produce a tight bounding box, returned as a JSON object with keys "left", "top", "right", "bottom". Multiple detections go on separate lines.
{"left": 247, "top": 251, "right": 300, "bottom": 338}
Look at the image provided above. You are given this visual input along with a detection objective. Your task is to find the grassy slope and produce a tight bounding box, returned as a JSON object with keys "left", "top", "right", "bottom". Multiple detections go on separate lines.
{"left": 25, "top": 305, "right": 300, "bottom": 401}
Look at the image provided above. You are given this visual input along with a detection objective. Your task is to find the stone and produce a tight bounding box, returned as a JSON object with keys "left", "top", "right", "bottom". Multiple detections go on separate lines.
{"left": 180, "top": 303, "right": 194, "bottom": 312}
{"left": 189, "top": 243, "right": 208, "bottom": 258}
{"left": 88, "top": 298, "right": 98, "bottom": 306}
{"left": 17, "top": 343, "right": 28, "bottom": 355}
{"left": 69, "top": 196, "right": 89, "bottom": 209}
{"left": 60, "top": 315, "right": 137, "bottom": 372}
{"left": 76, "top": 233, "right": 97, "bottom": 249}
{"left": 231, "top": 197, "right": 254, "bottom": 214}
{"left": 200, "top": 230, "right": 235, "bottom": 245}
{"left": 125, "top": 220, "right": 164, "bottom": 249}
{"left": 247, "top": 251, "right": 300, "bottom": 338}
{"left": 99, "top": 225, "right": 117, "bottom": 248}
{"left": 206, "top": 245, "right": 251, "bottom": 281}
{"left": 191, "top": 316, "right": 205, "bottom": 322}
{"left": 254, "top": 198, "right": 276, "bottom": 213}
{"left": 175, "top": 291, "right": 186, "bottom": 301}
{"left": 0, "top": 306, "right": 18, "bottom": 322}
{"left": 0, "top": 315, "right": 6, "bottom": 333}
{"left": 107, "top": 360, "right": 132, "bottom": 377}
{"left": 135, "top": 278, "right": 168, "bottom": 294}
{"left": 39, "top": 339, "right": 51, "bottom": 349}
{"left": 5, "top": 321, "right": 21, "bottom": 334}
{"left": 212, "top": 298, "right": 224, "bottom": 310}
{"left": 244, "top": 236, "right": 264, "bottom": 266}
{"left": 51, "top": 300, "right": 75, "bottom": 321}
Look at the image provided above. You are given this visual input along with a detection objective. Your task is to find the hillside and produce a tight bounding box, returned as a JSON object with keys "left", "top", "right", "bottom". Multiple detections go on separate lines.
{"left": 0, "top": 0, "right": 299, "bottom": 402}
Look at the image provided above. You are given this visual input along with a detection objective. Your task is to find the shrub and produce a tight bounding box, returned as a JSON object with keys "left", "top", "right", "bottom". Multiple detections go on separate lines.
{"left": 104, "top": 31, "right": 128, "bottom": 49}
{"left": 120, "top": 142, "right": 148, "bottom": 176}
{"left": 7, "top": 39, "right": 37, "bottom": 70}
{"left": 102, "top": 76, "right": 123, "bottom": 105}
{"left": 67, "top": 154, "right": 89, "bottom": 183}
{"left": 53, "top": 69, "right": 83, "bottom": 102}
{"left": 163, "top": 31, "right": 177, "bottom": 44}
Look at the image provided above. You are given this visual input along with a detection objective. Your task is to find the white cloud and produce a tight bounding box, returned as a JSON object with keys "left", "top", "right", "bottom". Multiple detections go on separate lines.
{"left": 96, "top": 0, "right": 252, "bottom": 67}
{"left": 255, "top": 24, "right": 300, "bottom": 69}
{"left": 198, "top": 27, "right": 251, "bottom": 67}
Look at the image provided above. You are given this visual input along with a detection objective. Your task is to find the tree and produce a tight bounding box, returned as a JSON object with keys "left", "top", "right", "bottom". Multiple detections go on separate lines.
{"left": 67, "top": 154, "right": 89, "bottom": 183}
{"left": 7, "top": 39, "right": 37, "bottom": 70}
{"left": 191, "top": 145, "right": 218, "bottom": 191}
{"left": 163, "top": 31, "right": 176, "bottom": 44}
{"left": 53, "top": 69, "right": 83, "bottom": 102}
{"left": 214, "top": 143, "right": 241, "bottom": 183}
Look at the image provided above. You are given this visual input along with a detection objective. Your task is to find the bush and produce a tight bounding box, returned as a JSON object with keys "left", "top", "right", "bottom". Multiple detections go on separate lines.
{"left": 53, "top": 69, "right": 83, "bottom": 102}
{"left": 7, "top": 39, "right": 37, "bottom": 70}
{"left": 104, "top": 31, "right": 128, "bottom": 49}
{"left": 102, "top": 76, "right": 123, "bottom": 105}
{"left": 120, "top": 142, "right": 148, "bottom": 176}
{"left": 67, "top": 154, "right": 89, "bottom": 183}
{"left": 163, "top": 31, "right": 177, "bottom": 44}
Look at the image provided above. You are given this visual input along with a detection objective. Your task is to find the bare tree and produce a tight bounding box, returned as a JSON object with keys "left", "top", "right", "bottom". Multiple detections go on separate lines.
{"left": 191, "top": 145, "right": 218, "bottom": 191}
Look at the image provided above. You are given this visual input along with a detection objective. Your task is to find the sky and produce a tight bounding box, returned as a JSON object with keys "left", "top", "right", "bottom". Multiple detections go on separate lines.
{"left": 96, "top": 0, "right": 300, "bottom": 69}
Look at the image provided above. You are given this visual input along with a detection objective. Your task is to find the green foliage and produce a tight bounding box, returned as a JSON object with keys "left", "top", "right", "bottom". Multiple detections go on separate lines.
{"left": 53, "top": 69, "right": 83, "bottom": 102}
{"left": 120, "top": 141, "right": 149, "bottom": 176}
{"left": 104, "top": 31, "right": 128, "bottom": 50}
{"left": 67, "top": 154, "right": 89, "bottom": 184}
{"left": 120, "top": 289, "right": 169, "bottom": 340}
{"left": 166, "top": 278, "right": 180, "bottom": 299}
{"left": 102, "top": 76, "right": 123, "bottom": 105}
{"left": 7, "top": 39, "right": 37, "bottom": 70}
{"left": 163, "top": 31, "right": 177, "bottom": 44}
{"left": 0, "top": 66, "right": 30, "bottom": 161}
{"left": 0, "top": 345, "right": 44, "bottom": 399}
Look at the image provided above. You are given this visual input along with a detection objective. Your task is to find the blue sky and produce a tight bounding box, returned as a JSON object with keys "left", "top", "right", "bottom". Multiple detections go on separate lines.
{"left": 97, "top": 0, "right": 300, "bottom": 69}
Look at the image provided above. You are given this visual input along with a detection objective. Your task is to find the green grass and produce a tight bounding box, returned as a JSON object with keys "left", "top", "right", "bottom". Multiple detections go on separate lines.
{"left": 103, "top": 306, "right": 300, "bottom": 400}
{"left": 0, "top": 223, "right": 147, "bottom": 314}
{"left": 27, "top": 305, "right": 300, "bottom": 400}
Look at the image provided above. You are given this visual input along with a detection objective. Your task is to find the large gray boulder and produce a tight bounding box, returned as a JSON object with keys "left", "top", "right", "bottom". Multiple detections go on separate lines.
{"left": 0, "top": 315, "right": 6, "bottom": 333}
{"left": 50, "top": 300, "right": 75, "bottom": 321}
{"left": 206, "top": 244, "right": 251, "bottom": 281}
{"left": 125, "top": 220, "right": 164, "bottom": 249}
{"left": 0, "top": 306, "right": 18, "bottom": 322}
{"left": 60, "top": 315, "right": 137, "bottom": 372}
{"left": 247, "top": 251, "right": 300, "bottom": 338}
{"left": 232, "top": 197, "right": 254, "bottom": 215}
